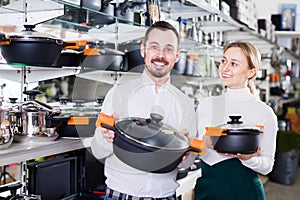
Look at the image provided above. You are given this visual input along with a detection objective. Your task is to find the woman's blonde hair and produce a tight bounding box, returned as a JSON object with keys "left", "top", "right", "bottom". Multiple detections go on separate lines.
{"left": 223, "top": 41, "right": 261, "bottom": 95}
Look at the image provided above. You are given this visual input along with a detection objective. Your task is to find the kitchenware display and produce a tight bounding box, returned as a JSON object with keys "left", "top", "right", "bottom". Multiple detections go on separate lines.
{"left": 53, "top": 99, "right": 100, "bottom": 138}
{"left": 81, "top": 0, "right": 102, "bottom": 10}
{"left": 0, "top": 96, "right": 13, "bottom": 149}
{"left": 51, "top": 49, "right": 83, "bottom": 67}
{"left": 120, "top": 42, "right": 144, "bottom": 72}
{"left": 9, "top": 90, "right": 61, "bottom": 142}
{"left": 0, "top": 25, "right": 76, "bottom": 66}
{"left": 205, "top": 116, "right": 264, "bottom": 154}
{"left": 0, "top": 182, "right": 42, "bottom": 200}
{"left": 81, "top": 47, "right": 124, "bottom": 71}
{"left": 92, "top": 6, "right": 115, "bottom": 28}
{"left": 97, "top": 112, "right": 205, "bottom": 173}
{"left": 174, "top": 50, "right": 187, "bottom": 75}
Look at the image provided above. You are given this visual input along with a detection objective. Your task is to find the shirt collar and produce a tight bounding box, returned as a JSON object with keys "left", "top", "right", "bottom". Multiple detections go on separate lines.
{"left": 140, "top": 71, "right": 171, "bottom": 94}
{"left": 225, "top": 87, "right": 254, "bottom": 101}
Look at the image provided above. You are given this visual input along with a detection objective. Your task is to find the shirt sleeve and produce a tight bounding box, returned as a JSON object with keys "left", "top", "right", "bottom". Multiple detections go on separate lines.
{"left": 241, "top": 107, "right": 278, "bottom": 175}
{"left": 90, "top": 87, "right": 116, "bottom": 160}
{"left": 181, "top": 97, "right": 197, "bottom": 138}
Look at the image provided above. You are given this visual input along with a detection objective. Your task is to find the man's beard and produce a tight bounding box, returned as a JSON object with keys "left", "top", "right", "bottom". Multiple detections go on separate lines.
{"left": 145, "top": 57, "right": 171, "bottom": 78}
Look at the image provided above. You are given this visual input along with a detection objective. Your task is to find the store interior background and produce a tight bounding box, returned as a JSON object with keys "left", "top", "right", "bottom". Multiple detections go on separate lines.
{"left": 1, "top": 0, "right": 300, "bottom": 199}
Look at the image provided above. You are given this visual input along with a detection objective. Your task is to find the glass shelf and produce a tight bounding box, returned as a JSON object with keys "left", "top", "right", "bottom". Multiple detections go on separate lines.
{"left": 0, "top": 0, "right": 299, "bottom": 68}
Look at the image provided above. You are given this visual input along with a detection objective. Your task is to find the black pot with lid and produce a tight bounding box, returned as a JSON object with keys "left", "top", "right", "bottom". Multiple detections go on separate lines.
{"left": 0, "top": 25, "right": 76, "bottom": 66}
{"left": 205, "top": 116, "right": 263, "bottom": 154}
{"left": 53, "top": 99, "right": 99, "bottom": 138}
{"left": 97, "top": 112, "right": 205, "bottom": 173}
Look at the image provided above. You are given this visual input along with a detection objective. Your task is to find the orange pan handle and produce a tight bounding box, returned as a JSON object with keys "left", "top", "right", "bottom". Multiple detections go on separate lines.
{"left": 189, "top": 138, "right": 206, "bottom": 156}
{"left": 84, "top": 48, "right": 100, "bottom": 56}
{"left": 64, "top": 40, "right": 89, "bottom": 50}
{"left": 68, "top": 116, "right": 89, "bottom": 125}
{"left": 96, "top": 112, "right": 116, "bottom": 129}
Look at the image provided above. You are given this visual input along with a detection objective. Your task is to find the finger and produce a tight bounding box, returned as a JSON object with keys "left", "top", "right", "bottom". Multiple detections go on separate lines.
{"left": 113, "top": 112, "right": 119, "bottom": 120}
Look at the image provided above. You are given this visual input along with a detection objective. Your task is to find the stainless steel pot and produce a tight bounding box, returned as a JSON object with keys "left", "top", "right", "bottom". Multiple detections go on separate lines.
{"left": 0, "top": 97, "right": 13, "bottom": 149}
{"left": 10, "top": 90, "right": 61, "bottom": 142}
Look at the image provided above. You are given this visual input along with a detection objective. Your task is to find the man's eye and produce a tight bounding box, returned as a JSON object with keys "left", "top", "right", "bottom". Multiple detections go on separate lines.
{"left": 150, "top": 45, "right": 158, "bottom": 50}
{"left": 165, "top": 48, "right": 174, "bottom": 53}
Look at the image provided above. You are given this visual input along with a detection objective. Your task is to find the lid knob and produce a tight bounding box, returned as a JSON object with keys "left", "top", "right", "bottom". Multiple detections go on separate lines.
{"left": 59, "top": 97, "right": 68, "bottom": 105}
{"left": 150, "top": 113, "right": 163, "bottom": 124}
{"left": 9, "top": 98, "right": 18, "bottom": 104}
{"left": 23, "top": 90, "right": 42, "bottom": 101}
{"left": 227, "top": 116, "right": 243, "bottom": 124}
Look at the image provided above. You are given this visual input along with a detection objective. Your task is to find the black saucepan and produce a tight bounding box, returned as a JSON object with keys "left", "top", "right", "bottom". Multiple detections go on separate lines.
{"left": 97, "top": 112, "right": 205, "bottom": 173}
{"left": 205, "top": 116, "right": 264, "bottom": 154}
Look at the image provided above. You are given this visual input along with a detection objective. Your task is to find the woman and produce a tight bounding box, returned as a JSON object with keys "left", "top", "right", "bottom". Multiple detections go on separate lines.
{"left": 194, "top": 41, "right": 278, "bottom": 200}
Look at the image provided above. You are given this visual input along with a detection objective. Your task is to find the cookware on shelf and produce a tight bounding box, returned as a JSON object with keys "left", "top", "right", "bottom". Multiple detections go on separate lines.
{"left": 52, "top": 99, "right": 101, "bottom": 138}
{"left": 97, "top": 112, "right": 205, "bottom": 173}
{"left": 0, "top": 25, "right": 76, "bottom": 66}
{"left": 51, "top": 49, "right": 83, "bottom": 67}
{"left": 205, "top": 116, "right": 264, "bottom": 154}
{"left": 9, "top": 90, "right": 61, "bottom": 142}
{"left": 0, "top": 182, "right": 42, "bottom": 200}
{"left": 0, "top": 96, "right": 13, "bottom": 149}
{"left": 81, "top": 47, "right": 124, "bottom": 71}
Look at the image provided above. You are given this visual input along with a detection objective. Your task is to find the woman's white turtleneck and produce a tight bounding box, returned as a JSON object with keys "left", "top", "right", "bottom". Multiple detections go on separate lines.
{"left": 196, "top": 88, "right": 278, "bottom": 175}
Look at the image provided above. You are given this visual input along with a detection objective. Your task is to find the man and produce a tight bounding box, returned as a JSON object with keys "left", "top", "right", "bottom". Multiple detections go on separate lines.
{"left": 91, "top": 21, "right": 197, "bottom": 199}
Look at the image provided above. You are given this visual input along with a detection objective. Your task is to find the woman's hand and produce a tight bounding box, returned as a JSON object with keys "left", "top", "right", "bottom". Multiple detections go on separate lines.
{"left": 219, "top": 147, "right": 261, "bottom": 160}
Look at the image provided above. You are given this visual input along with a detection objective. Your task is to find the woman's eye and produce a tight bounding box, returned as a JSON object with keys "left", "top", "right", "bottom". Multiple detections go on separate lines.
{"left": 231, "top": 62, "right": 239, "bottom": 67}
{"left": 221, "top": 59, "right": 227, "bottom": 64}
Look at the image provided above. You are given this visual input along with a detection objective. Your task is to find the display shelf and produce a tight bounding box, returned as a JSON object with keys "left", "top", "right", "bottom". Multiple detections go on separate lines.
{"left": 275, "top": 31, "right": 300, "bottom": 38}
{"left": 1, "top": 0, "right": 299, "bottom": 83}
{"left": 0, "top": 64, "right": 81, "bottom": 83}
{"left": 0, "top": 137, "right": 92, "bottom": 166}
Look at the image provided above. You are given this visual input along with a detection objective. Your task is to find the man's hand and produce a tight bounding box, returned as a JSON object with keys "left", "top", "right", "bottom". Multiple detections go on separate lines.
{"left": 100, "top": 112, "right": 119, "bottom": 142}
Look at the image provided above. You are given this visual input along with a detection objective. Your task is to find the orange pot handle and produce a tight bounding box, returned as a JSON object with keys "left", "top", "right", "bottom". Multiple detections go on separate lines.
{"left": 68, "top": 116, "right": 89, "bottom": 125}
{"left": 189, "top": 138, "right": 206, "bottom": 156}
{"left": 205, "top": 127, "right": 228, "bottom": 136}
{"left": 84, "top": 48, "right": 100, "bottom": 56}
{"left": 96, "top": 112, "right": 115, "bottom": 128}
{"left": 256, "top": 125, "right": 264, "bottom": 134}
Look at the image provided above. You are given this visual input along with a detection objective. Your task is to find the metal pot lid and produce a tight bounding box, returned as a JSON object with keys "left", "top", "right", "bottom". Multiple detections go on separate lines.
{"left": 115, "top": 113, "right": 190, "bottom": 150}
{"left": 60, "top": 100, "right": 99, "bottom": 117}
{"left": 7, "top": 25, "right": 61, "bottom": 41}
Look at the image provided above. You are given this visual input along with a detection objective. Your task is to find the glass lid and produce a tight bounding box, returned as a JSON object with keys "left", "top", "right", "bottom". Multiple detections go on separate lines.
{"left": 115, "top": 113, "right": 189, "bottom": 150}
{"left": 8, "top": 25, "right": 60, "bottom": 39}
